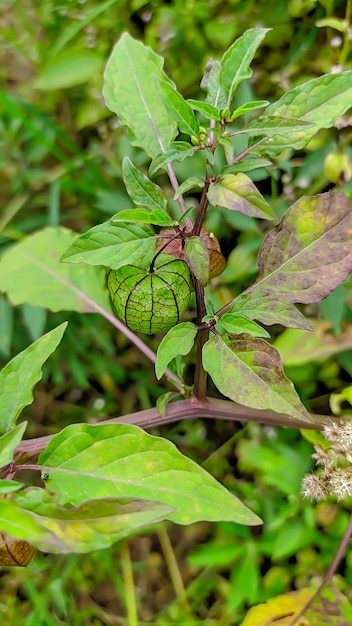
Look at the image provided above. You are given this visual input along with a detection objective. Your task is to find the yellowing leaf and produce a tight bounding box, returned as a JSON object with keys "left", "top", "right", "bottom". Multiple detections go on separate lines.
{"left": 239, "top": 588, "right": 314, "bottom": 625}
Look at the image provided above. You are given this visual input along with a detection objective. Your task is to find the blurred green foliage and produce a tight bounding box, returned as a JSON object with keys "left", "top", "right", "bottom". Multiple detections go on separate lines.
{"left": 1, "top": 0, "right": 352, "bottom": 623}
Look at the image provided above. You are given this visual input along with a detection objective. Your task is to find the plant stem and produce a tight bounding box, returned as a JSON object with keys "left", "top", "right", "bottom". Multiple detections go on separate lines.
{"left": 14, "top": 398, "right": 329, "bottom": 464}
{"left": 288, "top": 511, "right": 352, "bottom": 626}
{"left": 339, "top": 0, "right": 351, "bottom": 67}
{"left": 166, "top": 162, "right": 193, "bottom": 230}
{"left": 121, "top": 539, "right": 138, "bottom": 626}
{"left": 157, "top": 526, "right": 191, "bottom": 616}
{"left": 192, "top": 179, "right": 211, "bottom": 236}
{"left": 193, "top": 281, "right": 209, "bottom": 401}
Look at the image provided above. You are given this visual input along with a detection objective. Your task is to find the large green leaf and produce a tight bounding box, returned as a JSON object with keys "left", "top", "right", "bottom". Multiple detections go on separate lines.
{"left": 155, "top": 78, "right": 200, "bottom": 137}
{"left": 0, "top": 423, "right": 27, "bottom": 465}
{"left": 0, "top": 228, "right": 110, "bottom": 312}
{"left": 220, "top": 28, "right": 270, "bottom": 107}
{"left": 103, "top": 33, "right": 177, "bottom": 157}
{"left": 247, "top": 192, "right": 352, "bottom": 304}
{"left": 203, "top": 334, "right": 311, "bottom": 422}
{"left": 122, "top": 157, "right": 168, "bottom": 212}
{"left": 207, "top": 173, "right": 275, "bottom": 219}
{"left": 155, "top": 322, "right": 197, "bottom": 380}
{"left": 0, "top": 324, "right": 67, "bottom": 433}
{"left": 0, "top": 488, "right": 171, "bottom": 554}
{"left": 259, "top": 71, "right": 352, "bottom": 151}
{"left": 39, "top": 423, "right": 261, "bottom": 526}
{"left": 61, "top": 221, "right": 156, "bottom": 270}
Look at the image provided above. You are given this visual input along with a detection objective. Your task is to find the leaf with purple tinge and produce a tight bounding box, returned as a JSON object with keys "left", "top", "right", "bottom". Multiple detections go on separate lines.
{"left": 207, "top": 173, "right": 275, "bottom": 220}
{"left": 249, "top": 191, "right": 352, "bottom": 304}
{"left": 229, "top": 292, "right": 313, "bottom": 331}
{"left": 203, "top": 334, "right": 311, "bottom": 422}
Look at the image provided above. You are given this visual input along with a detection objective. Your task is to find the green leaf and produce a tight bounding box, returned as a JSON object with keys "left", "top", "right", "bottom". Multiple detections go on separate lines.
{"left": 223, "top": 157, "right": 272, "bottom": 175}
{"left": 242, "top": 116, "right": 315, "bottom": 138}
{"left": 155, "top": 322, "right": 197, "bottom": 380}
{"left": 0, "top": 480, "right": 24, "bottom": 494}
{"left": 122, "top": 157, "right": 168, "bottom": 212}
{"left": 0, "top": 295, "right": 13, "bottom": 357}
{"left": 229, "top": 293, "right": 313, "bottom": 331}
{"left": 0, "top": 423, "right": 27, "bottom": 465}
{"left": 111, "top": 208, "right": 174, "bottom": 227}
{"left": 247, "top": 192, "right": 352, "bottom": 304}
{"left": 156, "top": 391, "right": 178, "bottom": 415}
{"left": 0, "top": 324, "right": 67, "bottom": 432}
{"left": 149, "top": 142, "right": 198, "bottom": 176}
{"left": 208, "top": 173, "right": 275, "bottom": 219}
{"left": 103, "top": 33, "right": 177, "bottom": 157}
{"left": 0, "top": 488, "right": 171, "bottom": 554}
{"left": 230, "top": 100, "right": 269, "bottom": 121}
{"left": 186, "top": 99, "right": 221, "bottom": 121}
{"left": 0, "top": 228, "right": 111, "bottom": 312}
{"left": 174, "top": 177, "right": 205, "bottom": 199}
{"left": 39, "top": 423, "right": 261, "bottom": 526}
{"left": 218, "top": 314, "right": 270, "bottom": 338}
{"left": 201, "top": 58, "right": 226, "bottom": 108}
{"left": 35, "top": 49, "right": 104, "bottom": 90}
{"left": 203, "top": 334, "right": 311, "bottom": 422}
{"left": 184, "top": 237, "right": 210, "bottom": 286}
{"left": 220, "top": 29, "right": 270, "bottom": 107}
{"left": 155, "top": 78, "right": 200, "bottom": 138}
{"left": 262, "top": 71, "right": 352, "bottom": 151}
{"left": 61, "top": 221, "right": 156, "bottom": 270}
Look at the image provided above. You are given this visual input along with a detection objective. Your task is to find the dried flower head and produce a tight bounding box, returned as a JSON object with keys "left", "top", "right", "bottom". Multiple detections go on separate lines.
{"left": 311, "top": 445, "right": 329, "bottom": 467}
{"left": 302, "top": 473, "right": 329, "bottom": 501}
{"left": 323, "top": 418, "right": 352, "bottom": 451}
{"left": 327, "top": 468, "right": 352, "bottom": 501}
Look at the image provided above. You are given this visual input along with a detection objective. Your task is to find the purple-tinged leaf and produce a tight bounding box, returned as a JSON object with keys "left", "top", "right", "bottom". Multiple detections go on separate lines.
{"left": 208, "top": 173, "right": 275, "bottom": 219}
{"left": 249, "top": 192, "right": 352, "bottom": 304}
{"left": 229, "top": 292, "right": 313, "bottom": 331}
{"left": 203, "top": 334, "right": 311, "bottom": 422}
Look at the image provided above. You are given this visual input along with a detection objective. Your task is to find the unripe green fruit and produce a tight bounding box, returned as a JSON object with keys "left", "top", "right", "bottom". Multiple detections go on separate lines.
{"left": 108, "top": 254, "right": 192, "bottom": 334}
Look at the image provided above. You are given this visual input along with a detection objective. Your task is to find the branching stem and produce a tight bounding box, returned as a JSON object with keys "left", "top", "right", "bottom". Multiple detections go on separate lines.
{"left": 13, "top": 398, "right": 328, "bottom": 465}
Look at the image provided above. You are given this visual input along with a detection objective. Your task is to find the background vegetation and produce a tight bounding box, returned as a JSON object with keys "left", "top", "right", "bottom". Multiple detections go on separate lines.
{"left": 1, "top": 0, "right": 352, "bottom": 624}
